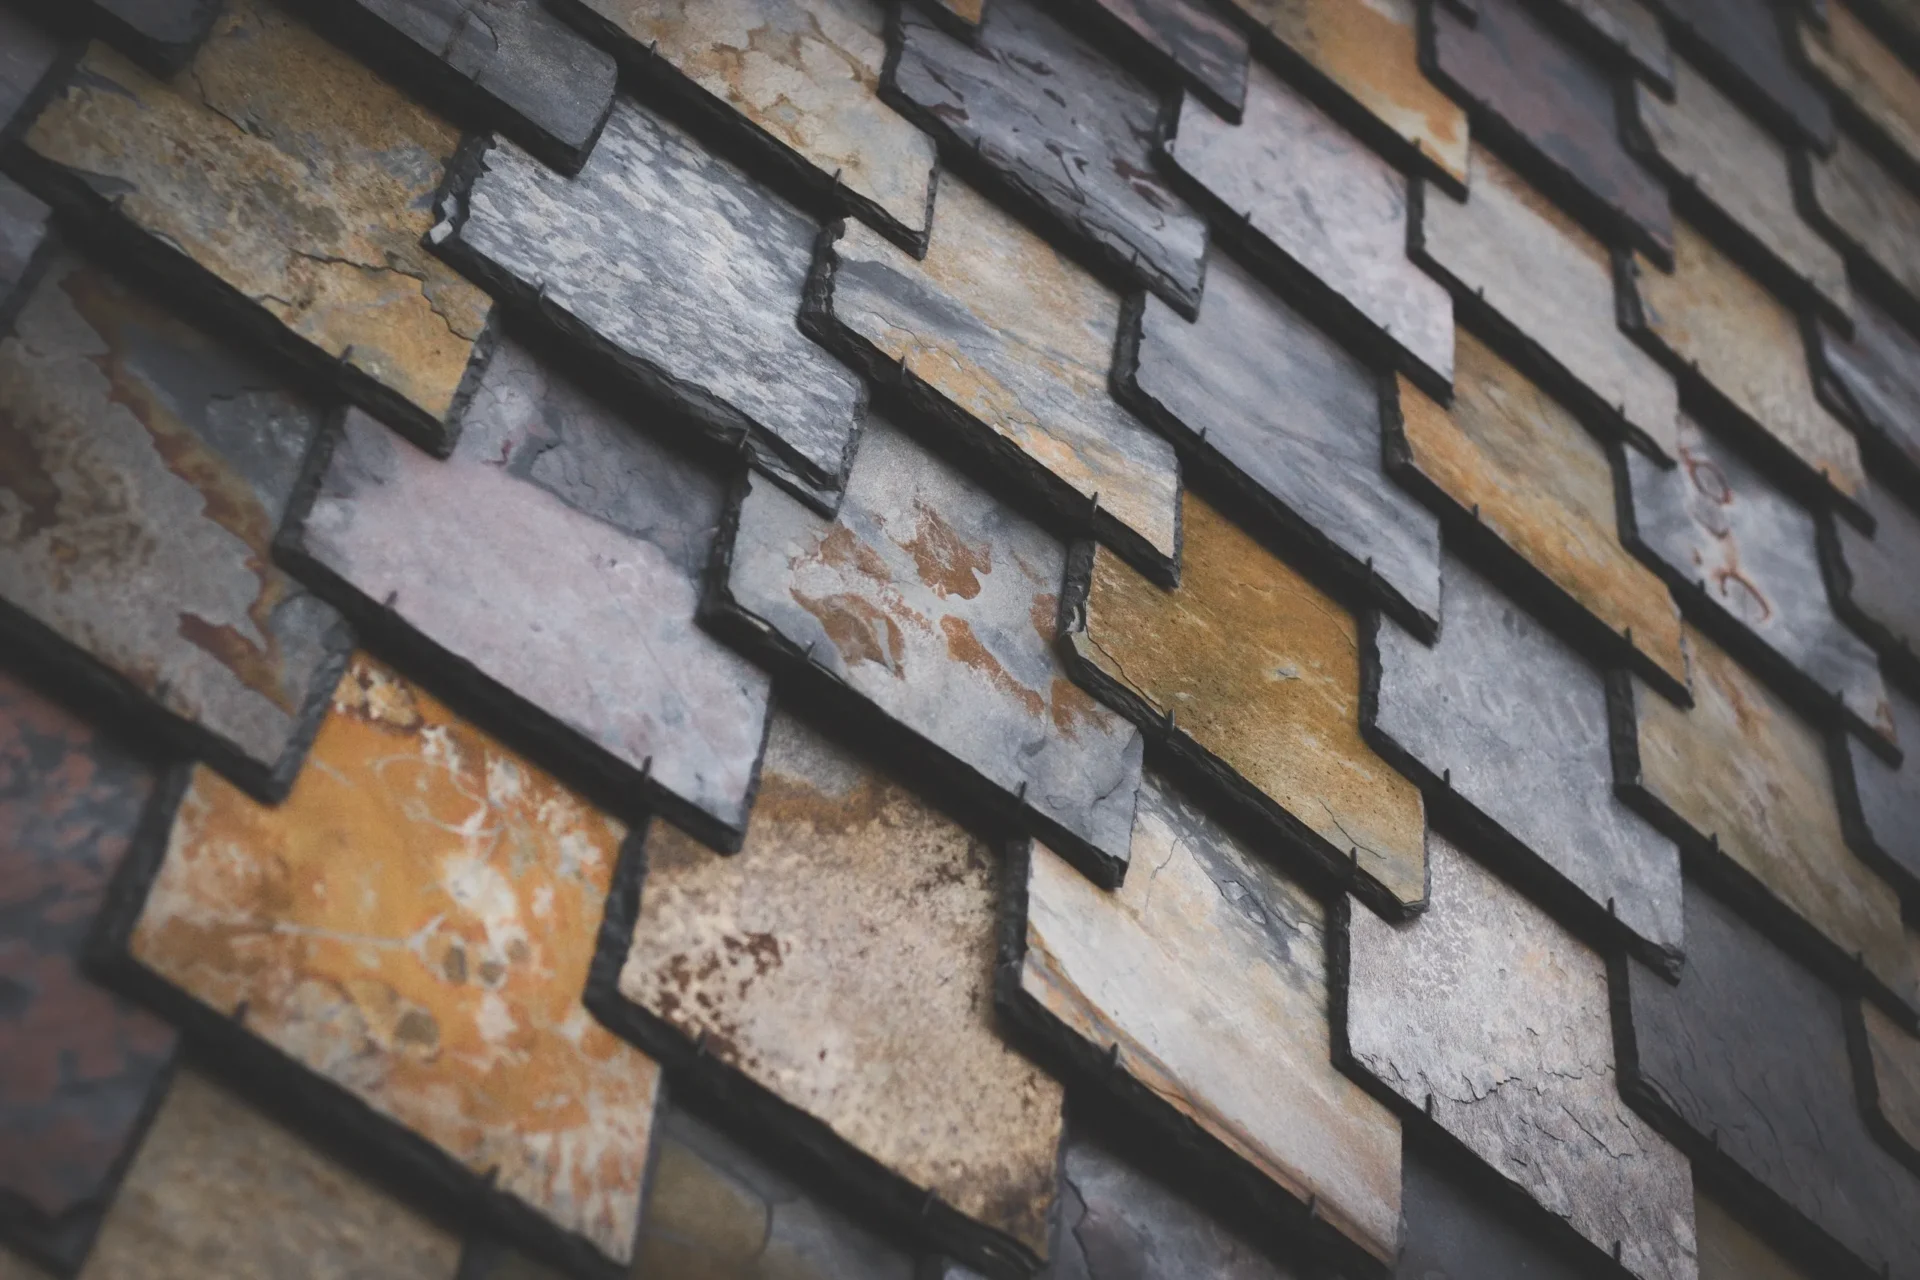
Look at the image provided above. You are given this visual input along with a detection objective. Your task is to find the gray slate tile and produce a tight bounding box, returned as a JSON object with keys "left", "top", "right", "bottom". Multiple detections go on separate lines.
{"left": 1537, "top": 0, "right": 1674, "bottom": 92}
{"left": 0, "top": 177, "right": 52, "bottom": 333}
{"left": 0, "top": 4, "right": 62, "bottom": 142}
{"left": 1806, "top": 130, "right": 1920, "bottom": 321}
{"left": 1817, "top": 295, "right": 1920, "bottom": 498}
{"left": 1396, "top": 1143, "right": 1596, "bottom": 1280}
{"left": 1837, "top": 684, "right": 1920, "bottom": 912}
{"left": 15, "top": 0, "right": 219, "bottom": 73}
{"left": 1067, "top": 0, "right": 1251, "bottom": 121}
{"left": 1826, "top": 477, "right": 1920, "bottom": 677}
{"left": 1645, "top": 0, "right": 1835, "bottom": 150}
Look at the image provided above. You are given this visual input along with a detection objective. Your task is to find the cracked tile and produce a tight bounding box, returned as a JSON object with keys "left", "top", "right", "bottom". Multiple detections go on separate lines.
{"left": 1836, "top": 676, "right": 1920, "bottom": 907}
{"left": 1536, "top": 0, "right": 1674, "bottom": 91}
{"left": 1826, "top": 476, "right": 1920, "bottom": 681}
{"left": 1816, "top": 294, "right": 1920, "bottom": 495}
{"left": 1806, "top": 130, "right": 1920, "bottom": 319}
{"left": 1800, "top": 0, "right": 1920, "bottom": 179}
{"left": 1070, "top": 0, "right": 1251, "bottom": 120}
{"left": 1644, "top": 0, "right": 1834, "bottom": 149}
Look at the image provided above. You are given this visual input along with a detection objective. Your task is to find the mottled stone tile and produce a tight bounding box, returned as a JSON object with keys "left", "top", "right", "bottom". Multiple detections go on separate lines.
{"left": 282, "top": 338, "right": 772, "bottom": 851}
{"left": 1696, "top": 1190, "right": 1813, "bottom": 1280}
{"left": 1801, "top": 0, "right": 1920, "bottom": 179}
{"left": 1008, "top": 773, "right": 1402, "bottom": 1270}
{"left": 1163, "top": 58, "right": 1454, "bottom": 398}
{"left": 0, "top": 252, "right": 347, "bottom": 799}
{"left": 1858, "top": 1000, "right": 1920, "bottom": 1171}
{"left": 1385, "top": 330, "right": 1688, "bottom": 698}
{"left": 1415, "top": 147, "right": 1681, "bottom": 464}
{"left": 121, "top": 652, "right": 663, "bottom": 1268}
{"left": 1396, "top": 1143, "right": 1595, "bottom": 1280}
{"left": 1644, "top": 0, "right": 1834, "bottom": 150}
{"left": 0, "top": 178, "right": 52, "bottom": 332}
{"left": 1622, "top": 414, "right": 1892, "bottom": 748}
{"left": 0, "top": 6, "right": 62, "bottom": 138}
{"left": 1836, "top": 675, "right": 1920, "bottom": 904}
{"left": 1806, "top": 130, "right": 1920, "bottom": 319}
{"left": 887, "top": 0, "right": 1208, "bottom": 316}
{"left": 811, "top": 175, "right": 1180, "bottom": 586}
{"left": 607, "top": 710, "right": 1066, "bottom": 1273}
{"left": 1538, "top": 0, "right": 1674, "bottom": 91}
{"left": 19, "top": 1, "right": 493, "bottom": 453}
{"left": 1616, "top": 625, "right": 1914, "bottom": 1010}
{"left": 1069, "top": 0, "right": 1251, "bottom": 120}
{"left": 1631, "top": 54, "right": 1852, "bottom": 324}
{"left": 1219, "top": 0, "right": 1470, "bottom": 190}
{"left": 555, "top": 0, "right": 935, "bottom": 249}
{"left": 1063, "top": 494, "right": 1428, "bottom": 915}
{"left": 1118, "top": 249, "right": 1440, "bottom": 634}
{"left": 440, "top": 96, "right": 862, "bottom": 506}
{"left": 1828, "top": 477, "right": 1920, "bottom": 679}
{"left": 1817, "top": 295, "right": 1920, "bottom": 494}
{"left": 1619, "top": 881, "right": 1920, "bottom": 1278}
{"left": 1344, "top": 832, "right": 1696, "bottom": 1280}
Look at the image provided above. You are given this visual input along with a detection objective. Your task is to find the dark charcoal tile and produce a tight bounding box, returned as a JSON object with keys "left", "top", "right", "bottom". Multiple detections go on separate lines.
{"left": 0, "top": 178, "right": 52, "bottom": 333}
{"left": 1395, "top": 1142, "right": 1597, "bottom": 1280}
{"left": 0, "top": 5, "right": 63, "bottom": 140}
{"left": 1536, "top": 0, "right": 1674, "bottom": 91}
{"left": 1696, "top": 1190, "right": 1814, "bottom": 1280}
{"left": 1836, "top": 678, "right": 1920, "bottom": 905}
{"left": 1817, "top": 295, "right": 1920, "bottom": 498}
{"left": 1806, "top": 129, "right": 1920, "bottom": 321}
{"left": 1826, "top": 475, "right": 1920, "bottom": 677}
{"left": 13, "top": 0, "right": 218, "bottom": 74}
{"left": 1643, "top": 0, "right": 1834, "bottom": 150}
{"left": 1067, "top": 0, "right": 1251, "bottom": 119}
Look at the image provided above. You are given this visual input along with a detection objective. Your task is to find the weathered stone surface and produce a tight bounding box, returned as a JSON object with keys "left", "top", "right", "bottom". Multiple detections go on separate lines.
{"left": 555, "top": 0, "right": 936, "bottom": 249}
{"left": 1064, "top": 494, "right": 1428, "bottom": 915}
{"left": 1817, "top": 295, "right": 1920, "bottom": 493}
{"left": 1859, "top": 1000, "right": 1920, "bottom": 1170}
{"left": 283, "top": 339, "right": 772, "bottom": 852}
{"left": 1807, "top": 131, "right": 1920, "bottom": 318}
{"left": 1696, "top": 1190, "right": 1813, "bottom": 1280}
{"left": 609, "top": 710, "right": 1067, "bottom": 1274}
{"left": 0, "top": 669, "right": 174, "bottom": 1274}
{"left": 1009, "top": 773, "right": 1402, "bottom": 1269}
{"left": 1163, "top": 59, "right": 1454, "bottom": 398}
{"left": 19, "top": 1, "right": 494, "bottom": 453}
{"left": 77, "top": 1067, "right": 464, "bottom": 1280}
{"left": 123, "top": 652, "right": 663, "bottom": 1267}
{"left": 1344, "top": 832, "right": 1696, "bottom": 1280}
{"left": 1367, "top": 550, "right": 1684, "bottom": 969}
{"left": 812, "top": 177, "right": 1179, "bottom": 584}
{"left": 0, "top": 6, "right": 61, "bottom": 138}
{"left": 1631, "top": 53, "right": 1852, "bottom": 324}
{"left": 1801, "top": 0, "right": 1920, "bottom": 178}
{"left": 1616, "top": 625, "right": 1914, "bottom": 1010}
{"left": 1396, "top": 1142, "right": 1595, "bottom": 1280}
{"left": 1429, "top": 0, "right": 1673, "bottom": 264}
{"left": 1624, "top": 219, "right": 1866, "bottom": 506}
{"left": 888, "top": 0, "right": 1208, "bottom": 316}
{"left": 0, "top": 252, "right": 347, "bottom": 799}
{"left": 1538, "top": 0, "right": 1674, "bottom": 91}
{"left": 441, "top": 96, "right": 862, "bottom": 506}
{"left": 0, "top": 179, "right": 51, "bottom": 331}
{"left": 1071, "top": 0, "right": 1251, "bottom": 119}
{"left": 1619, "top": 880, "right": 1920, "bottom": 1279}
{"left": 1218, "top": 0, "right": 1470, "bottom": 190}
{"left": 1385, "top": 330, "right": 1688, "bottom": 698}
{"left": 1622, "top": 414, "right": 1893, "bottom": 748}
{"left": 1827, "top": 467, "right": 1920, "bottom": 673}
{"left": 1119, "top": 249, "right": 1441, "bottom": 635}
{"left": 1415, "top": 147, "right": 1681, "bottom": 464}
{"left": 1836, "top": 680, "right": 1920, "bottom": 902}
{"left": 1645, "top": 0, "right": 1834, "bottom": 149}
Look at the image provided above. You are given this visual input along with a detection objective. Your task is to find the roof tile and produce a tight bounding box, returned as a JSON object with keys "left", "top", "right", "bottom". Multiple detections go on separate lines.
{"left": 0, "top": 178, "right": 51, "bottom": 331}
{"left": 1069, "top": 0, "right": 1252, "bottom": 120}
{"left": 1837, "top": 684, "right": 1920, "bottom": 903}
{"left": 0, "top": 5, "right": 62, "bottom": 137}
{"left": 1645, "top": 0, "right": 1835, "bottom": 150}
{"left": 1696, "top": 1191, "right": 1812, "bottom": 1280}
{"left": 1800, "top": 0, "right": 1920, "bottom": 180}
{"left": 1535, "top": 0, "right": 1675, "bottom": 92}
{"left": 1397, "top": 1142, "right": 1595, "bottom": 1279}
{"left": 1806, "top": 130, "right": 1920, "bottom": 322}
{"left": 1816, "top": 295, "right": 1920, "bottom": 497}
{"left": 15, "top": 0, "right": 218, "bottom": 75}
{"left": 1826, "top": 471, "right": 1920, "bottom": 677}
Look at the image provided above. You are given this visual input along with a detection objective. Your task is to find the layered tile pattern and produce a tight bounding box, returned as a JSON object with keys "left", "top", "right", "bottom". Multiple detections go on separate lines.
{"left": 1648, "top": 0, "right": 1835, "bottom": 149}
{"left": 1396, "top": 1143, "right": 1598, "bottom": 1280}
{"left": 1817, "top": 295, "right": 1920, "bottom": 492}
{"left": 1826, "top": 477, "right": 1920, "bottom": 674}
{"left": 1800, "top": 0, "right": 1920, "bottom": 177}
{"left": 17, "top": 0, "right": 218, "bottom": 75}
{"left": 1836, "top": 684, "right": 1920, "bottom": 902}
{"left": 1539, "top": 0, "right": 1675, "bottom": 91}
{"left": 1806, "top": 130, "right": 1920, "bottom": 317}
{"left": 1069, "top": 0, "right": 1251, "bottom": 119}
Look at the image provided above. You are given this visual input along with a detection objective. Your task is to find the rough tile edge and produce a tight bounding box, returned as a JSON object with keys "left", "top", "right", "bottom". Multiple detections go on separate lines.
{"left": 1527, "top": 0, "right": 1677, "bottom": 98}
{"left": 12, "top": 0, "right": 220, "bottom": 78}
{"left": 0, "top": 210, "right": 61, "bottom": 339}
{"left": 1051, "top": 0, "right": 1250, "bottom": 123}
{"left": 1655, "top": 3, "right": 1836, "bottom": 154}
{"left": 1810, "top": 327, "right": 1920, "bottom": 513}
{"left": 0, "top": 25, "right": 81, "bottom": 151}
{"left": 1793, "top": 144, "right": 1920, "bottom": 351}
{"left": 1843, "top": 1000, "right": 1920, "bottom": 1178}
{"left": 1827, "top": 719, "right": 1920, "bottom": 910}
{"left": 1817, "top": 496, "right": 1920, "bottom": 698}
{"left": 902, "top": 0, "right": 983, "bottom": 41}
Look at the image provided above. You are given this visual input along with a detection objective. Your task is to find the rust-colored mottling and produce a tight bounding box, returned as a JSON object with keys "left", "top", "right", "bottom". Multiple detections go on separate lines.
{"left": 620, "top": 711, "right": 1066, "bottom": 1261}
{"left": 126, "top": 652, "right": 661, "bottom": 1264}
{"left": 1393, "top": 333, "right": 1687, "bottom": 693}
{"left": 1801, "top": 0, "right": 1920, "bottom": 177}
{"left": 1074, "top": 491, "right": 1427, "bottom": 910}
{"left": 1695, "top": 1190, "right": 1810, "bottom": 1280}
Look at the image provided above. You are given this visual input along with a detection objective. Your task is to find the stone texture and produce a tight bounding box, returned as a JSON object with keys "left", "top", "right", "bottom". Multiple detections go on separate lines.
{"left": 1218, "top": 0, "right": 1470, "bottom": 190}
{"left": 1428, "top": 0, "right": 1673, "bottom": 264}
{"left": 0, "top": 669, "right": 174, "bottom": 1274}
{"left": 441, "top": 95, "right": 863, "bottom": 506}
{"left": 1859, "top": 1000, "right": 1920, "bottom": 1170}
{"left": 1817, "top": 294, "right": 1920, "bottom": 494}
{"left": 124, "top": 652, "right": 663, "bottom": 1266}
{"left": 0, "top": 252, "right": 347, "bottom": 800}
{"left": 888, "top": 0, "right": 1209, "bottom": 315}
{"left": 0, "top": 179, "right": 51, "bottom": 332}
{"left": 1538, "top": 0, "right": 1674, "bottom": 91}
{"left": 1836, "top": 681, "right": 1920, "bottom": 903}
{"left": 1064, "top": 493, "right": 1428, "bottom": 915}
{"left": 610, "top": 710, "right": 1067, "bottom": 1274}
{"left": 1827, "top": 474, "right": 1920, "bottom": 672}
{"left": 1415, "top": 147, "right": 1681, "bottom": 464}
{"left": 0, "top": 6, "right": 62, "bottom": 138}
{"left": 18, "top": 0, "right": 494, "bottom": 453}
{"left": 1071, "top": 0, "right": 1251, "bottom": 119}
{"left": 1801, "top": 0, "right": 1920, "bottom": 178}
{"left": 1806, "top": 130, "right": 1920, "bottom": 318}
{"left": 1343, "top": 832, "right": 1697, "bottom": 1280}
{"left": 1367, "top": 550, "right": 1683, "bottom": 970}
{"left": 1696, "top": 1190, "right": 1813, "bottom": 1280}
{"left": 1619, "top": 881, "right": 1920, "bottom": 1279}
{"left": 1385, "top": 330, "right": 1688, "bottom": 698}
{"left": 1009, "top": 773, "right": 1403, "bottom": 1270}
{"left": 1118, "top": 249, "right": 1441, "bottom": 636}
{"left": 1163, "top": 59, "right": 1454, "bottom": 398}
{"left": 1616, "top": 625, "right": 1914, "bottom": 1010}
{"left": 282, "top": 339, "right": 772, "bottom": 852}
{"left": 1396, "top": 1143, "right": 1595, "bottom": 1280}
{"left": 811, "top": 176, "right": 1181, "bottom": 584}
{"left": 1646, "top": 0, "right": 1835, "bottom": 149}
{"left": 555, "top": 0, "right": 936, "bottom": 250}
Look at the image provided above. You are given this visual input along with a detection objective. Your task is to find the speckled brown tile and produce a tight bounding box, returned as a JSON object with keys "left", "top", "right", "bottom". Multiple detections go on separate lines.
{"left": 1801, "top": 0, "right": 1920, "bottom": 179}
{"left": 1696, "top": 1191, "right": 1811, "bottom": 1280}
{"left": 1385, "top": 330, "right": 1688, "bottom": 699}
{"left": 120, "top": 652, "right": 663, "bottom": 1269}
{"left": 605, "top": 710, "right": 1067, "bottom": 1275}
{"left": 1342, "top": 832, "right": 1697, "bottom": 1280}
{"left": 18, "top": 0, "right": 494, "bottom": 454}
{"left": 554, "top": 0, "right": 936, "bottom": 250}
{"left": 0, "top": 252, "right": 347, "bottom": 800}
{"left": 810, "top": 175, "right": 1181, "bottom": 586}
{"left": 1857, "top": 1000, "right": 1920, "bottom": 1171}
{"left": 1806, "top": 130, "right": 1920, "bottom": 320}
{"left": 1062, "top": 493, "right": 1428, "bottom": 916}
{"left": 1067, "top": 0, "right": 1251, "bottom": 119}
{"left": 1645, "top": 0, "right": 1834, "bottom": 150}
{"left": 1163, "top": 58, "right": 1454, "bottom": 398}
{"left": 1817, "top": 295, "right": 1920, "bottom": 495}
{"left": 1538, "top": 0, "right": 1674, "bottom": 91}
{"left": 1826, "top": 477, "right": 1920, "bottom": 678}
{"left": 1415, "top": 147, "right": 1681, "bottom": 464}
{"left": 1836, "top": 684, "right": 1920, "bottom": 906}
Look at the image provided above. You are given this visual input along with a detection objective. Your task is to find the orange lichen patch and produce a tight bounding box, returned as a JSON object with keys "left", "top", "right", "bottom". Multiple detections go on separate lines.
{"left": 1801, "top": 0, "right": 1920, "bottom": 175}
{"left": 126, "top": 652, "right": 661, "bottom": 1264}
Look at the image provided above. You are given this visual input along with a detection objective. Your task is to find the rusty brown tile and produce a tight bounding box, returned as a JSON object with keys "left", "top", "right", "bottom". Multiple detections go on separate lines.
{"left": 604, "top": 709, "right": 1067, "bottom": 1275}
{"left": 1801, "top": 0, "right": 1920, "bottom": 179}
{"left": 1385, "top": 330, "right": 1689, "bottom": 699}
{"left": 1415, "top": 147, "right": 1682, "bottom": 463}
{"left": 1005, "top": 771, "right": 1403, "bottom": 1272}
{"left": 1857, "top": 1000, "right": 1920, "bottom": 1173}
{"left": 1817, "top": 295, "right": 1920, "bottom": 496}
{"left": 553, "top": 0, "right": 936, "bottom": 250}
{"left": 1537, "top": 0, "right": 1675, "bottom": 91}
{"left": 0, "top": 251, "right": 348, "bottom": 800}
{"left": 1696, "top": 1190, "right": 1812, "bottom": 1280}
{"left": 1827, "top": 477, "right": 1920, "bottom": 678}
{"left": 17, "top": 0, "right": 494, "bottom": 454}
{"left": 1806, "top": 130, "right": 1920, "bottom": 321}
{"left": 1836, "top": 683, "right": 1920, "bottom": 907}
{"left": 1219, "top": 0, "right": 1470, "bottom": 191}
{"left": 1062, "top": 492, "right": 1428, "bottom": 916}
{"left": 1064, "top": 0, "right": 1251, "bottom": 120}
{"left": 117, "top": 651, "right": 663, "bottom": 1270}
{"left": 810, "top": 175, "right": 1181, "bottom": 586}
{"left": 1163, "top": 57, "right": 1454, "bottom": 398}
{"left": 1623, "top": 218, "right": 1867, "bottom": 507}
{"left": 1645, "top": 0, "right": 1834, "bottom": 150}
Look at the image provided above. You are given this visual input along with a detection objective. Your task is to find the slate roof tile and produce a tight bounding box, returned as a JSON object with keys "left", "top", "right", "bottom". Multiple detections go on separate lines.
{"left": 1696, "top": 1190, "right": 1814, "bottom": 1280}
{"left": 1857, "top": 999, "right": 1920, "bottom": 1173}
{"left": 1062, "top": 0, "right": 1252, "bottom": 121}
{"left": 1644, "top": 0, "right": 1836, "bottom": 151}
{"left": 1836, "top": 683, "right": 1920, "bottom": 904}
{"left": 1816, "top": 295, "right": 1920, "bottom": 497}
{"left": 1396, "top": 1141, "right": 1597, "bottom": 1279}
{"left": 1805, "top": 129, "right": 1920, "bottom": 326}
{"left": 0, "top": 178, "right": 52, "bottom": 334}
{"left": 1800, "top": 0, "right": 1920, "bottom": 182}
{"left": 0, "top": 5, "right": 63, "bottom": 140}
{"left": 1825, "top": 468, "right": 1920, "bottom": 682}
{"left": 1534, "top": 0, "right": 1676, "bottom": 93}
{"left": 10, "top": 0, "right": 218, "bottom": 75}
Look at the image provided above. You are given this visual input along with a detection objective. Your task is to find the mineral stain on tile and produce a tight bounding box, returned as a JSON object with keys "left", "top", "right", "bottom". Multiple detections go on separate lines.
{"left": 1645, "top": 0, "right": 1834, "bottom": 150}
{"left": 0, "top": 5, "right": 62, "bottom": 136}
{"left": 1800, "top": 0, "right": 1920, "bottom": 179}
{"left": 124, "top": 652, "right": 662, "bottom": 1266}
{"left": 1806, "top": 130, "right": 1920, "bottom": 320}
{"left": 1817, "top": 294, "right": 1920, "bottom": 493}
{"left": 1070, "top": 0, "right": 1252, "bottom": 120}
{"left": 19, "top": 0, "right": 493, "bottom": 453}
